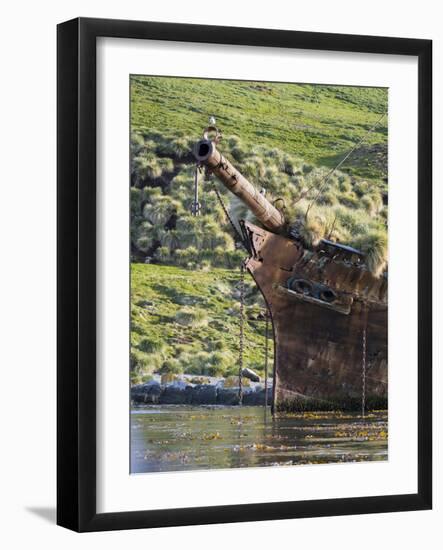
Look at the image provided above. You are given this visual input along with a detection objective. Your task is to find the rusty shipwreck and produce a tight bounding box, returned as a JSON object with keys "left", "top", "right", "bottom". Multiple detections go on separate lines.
{"left": 193, "top": 127, "right": 388, "bottom": 412}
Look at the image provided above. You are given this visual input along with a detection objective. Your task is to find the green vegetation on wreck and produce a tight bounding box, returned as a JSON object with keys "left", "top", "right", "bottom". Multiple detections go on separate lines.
{"left": 131, "top": 263, "right": 273, "bottom": 385}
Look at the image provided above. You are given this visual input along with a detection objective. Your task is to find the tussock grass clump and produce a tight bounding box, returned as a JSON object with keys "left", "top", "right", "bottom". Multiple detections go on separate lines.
{"left": 130, "top": 348, "right": 164, "bottom": 380}
{"left": 181, "top": 351, "right": 210, "bottom": 374}
{"left": 138, "top": 337, "right": 165, "bottom": 354}
{"left": 157, "top": 157, "right": 174, "bottom": 173}
{"left": 170, "top": 137, "right": 191, "bottom": 159}
{"left": 207, "top": 247, "right": 245, "bottom": 269}
{"left": 338, "top": 192, "right": 359, "bottom": 209}
{"left": 130, "top": 350, "right": 150, "bottom": 372}
{"left": 225, "top": 135, "right": 249, "bottom": 162}
{"left": 131, "top": 373, "right": 154, "bottom": 385}
{"left": 298, "top": 215, "right": 326, "bottom": 248}
{"left": 130, "top": 187, "right": 142, "bottom": 214}
{"left": 135, "top": 220, "right": 161, "bottom": 252}
{"left": 175, "top": 307, "right": 209, "bottom": 327}
{"left": 334, "top": 207, "right": 370, "bottom": 237}
{"left": 181, "top": 350, "right": 233, "bottom": 377}
{"left": 338, "top": 177, "right": 352, "bottom": 193}
{"left": 154, "top": 246, "right": 171, "bottom": 262}
{"left": 173, "top": 246, "right": 199, "bottom": 268}
{"left": 143, "top": 197, "right": 181, "bottom": 225}
{"left": 353, "top": 230, "right": 388, "bottom": 277}
{"left": 159, "top": 358, "right": 182, "bottom": 374}
{"left": 158, "top": 229, "right": 180, "bottom": 253}
{"left": 136, "top": 235, "right": 152, "bottom": 252}
{"left": 281, "top": 154, "right": 300, "bottom": 176}
{"left": 130, "top": 132, "right": 145, "bottom": 156}
{"left": 132, "top": 154, "right": 163, "bottom": 182}
{"left": 316, "top": 191, "right": 337, "bottom": 207}
{"left": 360, "top": 195, "right": 383, "bottom": 217}
{"left": 206, "top": 338, "right": 226, "bottom": 351}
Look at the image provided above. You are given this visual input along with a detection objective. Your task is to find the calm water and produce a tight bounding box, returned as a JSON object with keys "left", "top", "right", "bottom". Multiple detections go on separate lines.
{"left": 131, "top": 406, "right": 388, "bottom": 473}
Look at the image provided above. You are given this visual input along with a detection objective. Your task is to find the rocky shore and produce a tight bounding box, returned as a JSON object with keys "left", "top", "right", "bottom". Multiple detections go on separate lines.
{"left": 131, "top": 376, "right": 272, "bottom": 406}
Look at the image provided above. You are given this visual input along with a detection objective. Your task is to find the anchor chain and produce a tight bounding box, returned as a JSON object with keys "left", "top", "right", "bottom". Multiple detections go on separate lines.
{"left": 264, "top": 309, "right": 269, "bottom": 409}
{"left": 210, "top": 177, "right": 246, "bottom": 247}
{"left": 199, "top": 159, "right": 249, "bottom": 407}
{"left": 238, "top": 260, "right": 246, "bottom": 405}
{"left": 361, "top": 304, "right": 368, "bottom": 418}
{"left": 194, "top": 163, "right": 246, "bottom": 248}
{"left": 191, "top": 165, "right": 202, "bottom": 216}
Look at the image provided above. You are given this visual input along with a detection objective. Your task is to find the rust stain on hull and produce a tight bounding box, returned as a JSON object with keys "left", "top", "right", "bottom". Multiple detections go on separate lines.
{"left": 244, "top": 221, "right": 387, "bottom": 412}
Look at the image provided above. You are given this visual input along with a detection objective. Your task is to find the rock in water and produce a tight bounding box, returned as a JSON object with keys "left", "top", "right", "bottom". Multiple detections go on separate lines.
{"left": 131, "top": 381, "right": 162, "bottom": 404}
{"left": 217, "top": 387, "right": 241, "bottom": 405}
{"left": 191, "top": 384, "right": 217, "bottom": 405}
{"left": 241, "top": 368, "right": 260, "bottom": 382}
{"left": 159, "top": 385, "right": 189, "bottom": 405}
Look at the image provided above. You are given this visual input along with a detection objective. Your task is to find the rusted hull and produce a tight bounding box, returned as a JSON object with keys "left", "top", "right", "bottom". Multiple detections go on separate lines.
{"left": 243, "top": 221, "right": 388, "bottom": 412}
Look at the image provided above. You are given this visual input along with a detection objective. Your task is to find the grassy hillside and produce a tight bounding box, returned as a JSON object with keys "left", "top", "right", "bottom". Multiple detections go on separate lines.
{"left": 130, "top": 77, "right": 388, "bottom": 384}
{"left": 131, "top": 264, "right": 273, "bottom": 384}
{"left": 131, "top": 76, "right": 387, "bottom": 181}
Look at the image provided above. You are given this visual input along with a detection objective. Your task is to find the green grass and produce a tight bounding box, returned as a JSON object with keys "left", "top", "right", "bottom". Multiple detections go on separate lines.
{"left": 130, "top": 263, "right": 273, "bottom": 384}
{"left": 131, "top": 76, "right": 387, "bottom": 181}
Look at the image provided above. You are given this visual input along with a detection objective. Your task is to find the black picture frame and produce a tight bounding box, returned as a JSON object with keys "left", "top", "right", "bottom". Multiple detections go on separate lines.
{"left": 57, "top": 17, "right": 432, "bottom": 532}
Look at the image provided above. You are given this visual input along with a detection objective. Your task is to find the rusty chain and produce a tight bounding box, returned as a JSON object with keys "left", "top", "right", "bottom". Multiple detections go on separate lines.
{"left": 361, "top": 304, "right": 368, "bottom": 418}
{"left": 238, "top": 260, "right": 246, "bottom": 405}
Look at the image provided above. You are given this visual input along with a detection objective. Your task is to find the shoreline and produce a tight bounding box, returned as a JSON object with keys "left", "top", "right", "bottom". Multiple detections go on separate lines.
{"left": 130, "top": 377, "right": 387, "bottom": 411}
{"left": 131, "top": 377, "right": 272, "bottom": 407}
